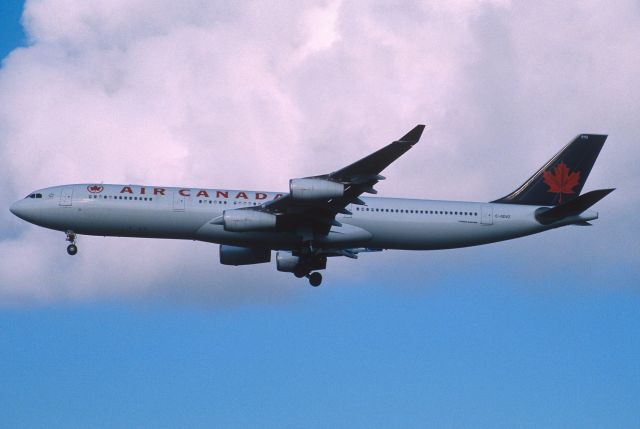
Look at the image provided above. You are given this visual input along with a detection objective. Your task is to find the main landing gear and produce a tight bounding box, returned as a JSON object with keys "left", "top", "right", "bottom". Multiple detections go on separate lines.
{"left": 291, "top": 244, "right": 325, "bottom": 287}
{"left": 293, "top": 268, "right": 323, "bottom": 286}
{"left": 65, "top": 231, "right": 78, "bottom": 256}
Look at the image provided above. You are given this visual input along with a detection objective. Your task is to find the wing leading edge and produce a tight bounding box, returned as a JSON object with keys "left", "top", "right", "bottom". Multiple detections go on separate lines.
{"left": 260, "top": 125, "right": 426, "bottom": 229}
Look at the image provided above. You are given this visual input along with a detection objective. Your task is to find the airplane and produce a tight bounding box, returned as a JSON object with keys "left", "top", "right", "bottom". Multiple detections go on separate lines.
{"left": 10, "top": 125, "right": 613, "bottom": 287}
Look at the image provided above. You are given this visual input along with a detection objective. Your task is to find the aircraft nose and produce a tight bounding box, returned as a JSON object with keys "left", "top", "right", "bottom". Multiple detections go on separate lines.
{"left": 9, "top": 200, "right": 26, "bottom": 219}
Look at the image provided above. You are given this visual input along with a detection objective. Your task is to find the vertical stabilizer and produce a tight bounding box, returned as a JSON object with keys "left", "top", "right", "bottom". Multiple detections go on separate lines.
{"left": 493, "top": 134, "right": 606, "bottom": 206}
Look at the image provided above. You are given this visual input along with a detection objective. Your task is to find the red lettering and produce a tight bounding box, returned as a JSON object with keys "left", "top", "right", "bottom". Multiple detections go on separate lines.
{"left": 179, "top": 189, "right": 190, "bottom": 197}
{"left": 216, "top": 191, "right": 228, "bottom": 199}
{"left": 121, "top": 186, "right": 133, "bottom": 194}
{"left": 196, "top": 190, "right": 210, "bottom": 198}
{"left": 236, "top": 191, "right": 248, "bottom": 199}
{"left": 140, "top": 187, "right": 146, "bottom": 195}
{"left": 153, "top": 188, "right": 165, "bottom": 196}
{"left": 273, "top": 193, "right": 284, "bottom": 200}
{"left": 255, "top": 192, "right": 267, "bottom": 200}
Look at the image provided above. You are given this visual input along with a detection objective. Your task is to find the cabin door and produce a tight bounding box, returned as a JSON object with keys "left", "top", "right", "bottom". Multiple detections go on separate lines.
{"left": 481, "top": 205, "right": 493, "bottom": 225}
{"left": 59, "top": 186, "right": 74, "bottom": 206}
{"left": 172, "top": 190, "right": 186, "bottom": 211}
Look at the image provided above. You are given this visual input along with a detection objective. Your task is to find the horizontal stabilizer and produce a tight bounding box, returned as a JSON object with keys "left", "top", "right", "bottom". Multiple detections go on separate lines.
{"left": 535, "top": 188, "right": 614, "bottom": 225}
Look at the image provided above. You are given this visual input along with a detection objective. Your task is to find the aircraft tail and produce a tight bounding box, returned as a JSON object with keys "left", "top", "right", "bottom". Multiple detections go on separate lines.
{"left": 535, "top": 188, "right": 614, "bottom": 225}
{"left": 493, "top": 134, "right": 607, "bottom": 206}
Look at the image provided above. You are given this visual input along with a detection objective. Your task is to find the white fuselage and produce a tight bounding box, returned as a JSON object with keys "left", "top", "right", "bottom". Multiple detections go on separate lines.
{"left": 10, "top": 184, "right": 598, "bottom": 251}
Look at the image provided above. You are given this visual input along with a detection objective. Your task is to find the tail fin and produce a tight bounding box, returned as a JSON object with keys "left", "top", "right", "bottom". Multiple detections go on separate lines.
{"left": 535, "top": 188, "right": 615, "bottom": 225}
{"left": 493, "top": 134, "right": 607, "bottom": 206}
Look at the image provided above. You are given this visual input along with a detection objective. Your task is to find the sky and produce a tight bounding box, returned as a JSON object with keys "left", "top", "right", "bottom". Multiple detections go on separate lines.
{"left": 0, "top": 0, "right": 639, "bottom": 427}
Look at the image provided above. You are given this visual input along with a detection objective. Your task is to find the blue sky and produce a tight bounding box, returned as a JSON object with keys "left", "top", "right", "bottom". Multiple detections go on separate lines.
{"left": 0, "top": 1, "right": 26, "bottom": 59}
{"left": 2, "top": 284, "right": 639, "bottom": 428}
{"left": 1, "top": 0, "right": 639, "bottom": 428}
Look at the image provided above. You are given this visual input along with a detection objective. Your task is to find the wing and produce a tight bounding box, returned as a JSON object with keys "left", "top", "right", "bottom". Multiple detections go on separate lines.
{"left": 258, "top": 125, "right": 426, "bottom": 234}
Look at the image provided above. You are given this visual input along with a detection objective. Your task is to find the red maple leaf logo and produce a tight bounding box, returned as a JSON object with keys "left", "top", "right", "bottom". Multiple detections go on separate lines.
{"left": 542, "top": 162, "right": 580, "bottom": 203}
{"left": 87, "top": 185, "right": 104, "bottom": 193}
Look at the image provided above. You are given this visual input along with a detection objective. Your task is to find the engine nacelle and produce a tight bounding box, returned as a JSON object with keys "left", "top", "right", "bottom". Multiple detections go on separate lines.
{"left": 276, "top": 251, "right": 300, "bottom": 272}
{"left": 289, "top": 178, "right": 344, "bottom": 200}
{"left": 223, "top": 210, "right": 276, "bottom": 232}
{"left": 220, "top": 245, "right": 271, "bottom": 266}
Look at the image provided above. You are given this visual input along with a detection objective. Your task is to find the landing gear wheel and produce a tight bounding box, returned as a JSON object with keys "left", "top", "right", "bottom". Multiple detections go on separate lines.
{"left": 308, "top": 272, "right": 322, "bottom": 287}
{"left": 65, "top": 231, "right": 78, "bottom": 255}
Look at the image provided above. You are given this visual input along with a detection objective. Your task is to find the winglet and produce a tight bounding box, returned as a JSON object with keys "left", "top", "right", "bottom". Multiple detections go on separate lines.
{"left": 329, "top": 124, "right": 426, "bottom": 181}
{"left": 398, "top": 125, "right": 426, "bottom": 144}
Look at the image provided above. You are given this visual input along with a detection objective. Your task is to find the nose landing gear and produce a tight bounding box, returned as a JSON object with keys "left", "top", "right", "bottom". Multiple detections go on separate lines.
{"left": 65, "top": 231, "right": 78, "bottom": 255}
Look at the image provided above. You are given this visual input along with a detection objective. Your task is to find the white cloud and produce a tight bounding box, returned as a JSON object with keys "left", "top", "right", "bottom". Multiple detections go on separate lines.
{"left": 1, "top": 0, "right": 638, "bottom": 304}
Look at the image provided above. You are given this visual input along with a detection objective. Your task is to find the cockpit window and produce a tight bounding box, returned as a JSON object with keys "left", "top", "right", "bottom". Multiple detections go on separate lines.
{"left": 25, "top": 193, "right": 43, "bottom": 199}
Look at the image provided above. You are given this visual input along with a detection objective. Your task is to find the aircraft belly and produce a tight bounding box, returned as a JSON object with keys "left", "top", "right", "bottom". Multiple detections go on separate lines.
{"left": 50, "top": 204, "right": 211, "bottom": 238}
{"left": 316, "top": 223, "right": 373, "bottom": 247}
{"left": 195, "top": 222, "right": 300, "bottom": 249}
{"left": 349, "top": 217, "right": 544, "bottom": 250}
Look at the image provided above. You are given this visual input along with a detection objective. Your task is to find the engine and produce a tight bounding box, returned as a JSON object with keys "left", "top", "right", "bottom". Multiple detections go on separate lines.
{"left": 289, "top": 178, "right": 344, "bottom": 200}
{"left": 220, "top": 245, "right": 271, "bottom": 266}
{"left": 222, "top": 210, "right": 276, "bottom": 232}
{"left": 276, "top": 251, "right": 300, "bottom": 272}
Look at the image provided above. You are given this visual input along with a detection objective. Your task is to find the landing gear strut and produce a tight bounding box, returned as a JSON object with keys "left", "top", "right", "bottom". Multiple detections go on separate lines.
{"left": 289, "top": 241, "right": 325, "bottom": 286}
{"left": 293, "top": 266, "right": 308, "bottom": 278}
{"left": 66, "top": 231, "right": 78, "bottom": 256}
